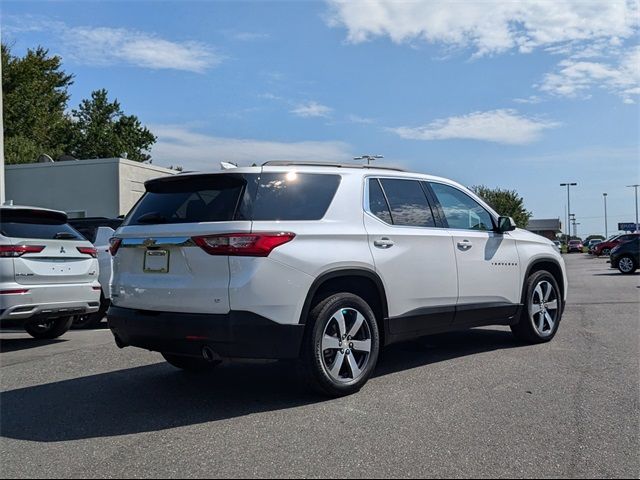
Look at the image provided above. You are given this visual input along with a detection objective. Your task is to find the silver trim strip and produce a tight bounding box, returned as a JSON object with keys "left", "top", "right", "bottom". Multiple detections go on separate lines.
{"left": 120, "top": 237, "right": 195, "bottom": 248}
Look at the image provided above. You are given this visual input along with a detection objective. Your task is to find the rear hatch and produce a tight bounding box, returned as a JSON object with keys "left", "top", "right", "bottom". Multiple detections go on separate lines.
{"left": 111, "top": 173, "right": 253, "bottom": 314}
{"left": 1, "top": 208, "right": 98, "bottom": 285}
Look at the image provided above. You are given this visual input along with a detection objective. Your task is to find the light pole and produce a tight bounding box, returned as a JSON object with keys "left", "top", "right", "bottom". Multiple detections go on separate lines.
{"left": 354, "top": 154, "right": 384, "bottom": 165}
{"left": 626, "top": 184, "right": 639, "bottom": 232}
{"left": 603, "top": 193, "right": 608, "bottom": 238}
{"left": 560, "top": 182, "right": 577, "bottom": 240}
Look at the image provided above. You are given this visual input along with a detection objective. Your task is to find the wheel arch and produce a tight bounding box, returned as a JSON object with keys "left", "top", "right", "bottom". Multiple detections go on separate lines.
{"left": 522, "top": 258, "right": 566, "bottom": 307}
{"left": 299, "top": 268, "right": 389, "bottom": 343}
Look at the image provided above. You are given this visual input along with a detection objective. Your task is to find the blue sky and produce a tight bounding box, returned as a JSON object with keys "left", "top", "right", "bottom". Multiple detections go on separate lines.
{"left": 2, "top": 0, "right": 639, "bottom": 237}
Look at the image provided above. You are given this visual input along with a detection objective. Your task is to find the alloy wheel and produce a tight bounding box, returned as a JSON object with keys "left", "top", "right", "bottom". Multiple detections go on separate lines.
{"left": 321, "top": 308, "right": 372, "bottom": 383}
{"left": 619, "top": 257, "right": 635, "bottom": 273}
{"left": 529, "top": 280, "right": 559, "bottom": 338}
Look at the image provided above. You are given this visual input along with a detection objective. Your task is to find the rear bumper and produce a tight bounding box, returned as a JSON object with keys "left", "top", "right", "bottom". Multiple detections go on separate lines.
{"left": 0, "top": 283, "right": 101, "bottom": 323}
{"left": 107, "top": 306, "right": 305, "bottom": 360}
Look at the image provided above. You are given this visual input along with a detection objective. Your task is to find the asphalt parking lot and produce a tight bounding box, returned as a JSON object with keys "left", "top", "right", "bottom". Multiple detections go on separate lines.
{"left": 1, "top": 254, "right": 638, "bottom": 478}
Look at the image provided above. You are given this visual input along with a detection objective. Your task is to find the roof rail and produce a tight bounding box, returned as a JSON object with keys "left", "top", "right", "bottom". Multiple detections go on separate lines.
{"left": 261, "top": 161, "right": 406, "bottom": 172}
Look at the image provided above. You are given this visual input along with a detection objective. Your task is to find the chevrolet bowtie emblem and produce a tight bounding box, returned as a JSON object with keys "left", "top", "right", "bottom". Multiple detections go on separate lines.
{"left": 143, "top": 238, "right": 157, "bottom": 248}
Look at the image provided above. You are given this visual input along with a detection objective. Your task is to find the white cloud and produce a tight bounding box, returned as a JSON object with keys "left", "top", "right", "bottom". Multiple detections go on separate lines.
{"left": 347, "top": 114, "right": 375, "bottom": 124}
{"left": 389, "top": 109, "right": 559, "bottom": 145}
{"left": 539, "top": 46, "right": 640, "bottom": 102}
{"left": 327, "top": 0, "right": 639, "bottom": 57}
{"left": 513, "top": 95, "right": 544, "bottom": 105}
{"left": 150, "top": 125, "right": 352, "bottom": 168}
{"left": 291, "top": 101, "right": 333, "bottom": 118}
{"left": 4, "top": 16, "right": 220, "bottom": 72}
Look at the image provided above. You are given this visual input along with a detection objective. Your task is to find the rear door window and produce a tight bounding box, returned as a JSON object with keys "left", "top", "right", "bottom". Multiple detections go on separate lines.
{"left": 377, "top": 179, "right": 436, "bottom": 227}
{"left": 368, "top": 179, "right": 393, "bottom": 224}
{"left": 0, "top": 209, "right": 82, "bottom": 240}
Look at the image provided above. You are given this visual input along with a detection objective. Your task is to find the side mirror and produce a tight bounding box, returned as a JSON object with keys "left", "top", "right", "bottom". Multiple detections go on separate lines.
{"left": 497, "top": 216, "right": 517, "bottom": 233}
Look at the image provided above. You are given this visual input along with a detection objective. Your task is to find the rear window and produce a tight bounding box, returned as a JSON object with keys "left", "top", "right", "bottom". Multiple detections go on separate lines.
{"left": 124, "top": 172, "right": 341, "bottom": 225}
{"left": 0, "top": 209, "right": 82, "bottom": 240}
{"left": 125, "top": 175, "right": 247, "bottom": 226}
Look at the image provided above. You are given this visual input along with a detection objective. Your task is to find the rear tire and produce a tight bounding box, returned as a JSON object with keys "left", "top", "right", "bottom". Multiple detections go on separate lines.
{"left": 511, "top": 270, "right": 562, "bottom": 344}
{"left": 617, "top": 255, "right": 638, "bottom": 274}
{"left": 299, "top": 292, "right": 380, "bottom": 397}
{"left": 161, "top": 353, "right": 220, "bottom": 372}
{"left": 25, "top": 317, "right": 73, "bottom": 340}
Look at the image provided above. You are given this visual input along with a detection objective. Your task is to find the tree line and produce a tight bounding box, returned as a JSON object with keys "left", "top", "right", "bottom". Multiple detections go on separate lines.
{"left": 2, "top": 44, "right": 156, "bottom": 164}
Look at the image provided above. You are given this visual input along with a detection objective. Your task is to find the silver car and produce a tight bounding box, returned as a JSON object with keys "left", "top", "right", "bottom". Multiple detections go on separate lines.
{"left": 0, "top": 206, "right": 101, "bottom": 339}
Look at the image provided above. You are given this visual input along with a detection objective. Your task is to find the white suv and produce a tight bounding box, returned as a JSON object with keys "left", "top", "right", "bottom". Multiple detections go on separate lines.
{"left": 108, "top": 162, "right": 567, "bottom": 396}
{"left": 0, "top": 206, "right": 101, "bottom": 339}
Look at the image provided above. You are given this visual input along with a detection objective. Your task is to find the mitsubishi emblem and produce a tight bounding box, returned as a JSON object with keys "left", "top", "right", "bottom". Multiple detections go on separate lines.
{"left": 60, "top": 246, "right": 66, "bottom": 254}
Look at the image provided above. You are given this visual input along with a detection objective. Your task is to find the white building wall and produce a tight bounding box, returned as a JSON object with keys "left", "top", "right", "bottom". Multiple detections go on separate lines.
{"left": 5, "top": 158, "right": 176, "bottom": 218}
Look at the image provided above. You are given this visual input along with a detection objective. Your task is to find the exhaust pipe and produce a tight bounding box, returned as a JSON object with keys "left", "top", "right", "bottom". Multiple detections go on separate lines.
{"left": 202, "top": 346, "right": 220, "bottom": 363}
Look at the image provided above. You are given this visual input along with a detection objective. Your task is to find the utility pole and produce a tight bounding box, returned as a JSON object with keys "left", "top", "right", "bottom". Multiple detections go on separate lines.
{"left": 626, "top": 184, "right": 639, "bottom": 232}
{"left": 354, "top": 154, "right": 384, "bottom": 165}
{"left": 0, "top": 48, "right": 5, "bottom": 204}
{"left": 560, "top": 182, "right": 577, "bottom": 240}
{"left": 603, "top": 193, "right": 608, "bottom": 238}
{"left": 569, "top": 213, "right": 576, "bottom": 238}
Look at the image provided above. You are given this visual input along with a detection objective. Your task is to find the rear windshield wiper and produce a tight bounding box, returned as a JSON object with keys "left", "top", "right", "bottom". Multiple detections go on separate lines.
{"left": 135, "top": 213, "right": 169, "bottom": 224}
{"left": 54, "top": 232, "right": 78, "bottom": 240}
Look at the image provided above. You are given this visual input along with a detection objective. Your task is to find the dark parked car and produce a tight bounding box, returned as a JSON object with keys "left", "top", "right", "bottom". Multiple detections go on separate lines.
{"left": 567, "top": 240, "right": 584, "bottom": 253}
{"left": 593, "top": 233, "right": 640, "bottom": 256}
{"left": 610, "top": 238, "right": 639, "bottom": 274}
{"left": 68, "top": 217, "right": 123, "bottom": 243}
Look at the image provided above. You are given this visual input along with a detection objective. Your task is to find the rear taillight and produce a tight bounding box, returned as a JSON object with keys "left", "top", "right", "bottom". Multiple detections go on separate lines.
{"left": 0, "top": 245, "right": 45, "bottom": 257}
{"left": 77, "top": 247, "right": 98, "bottom": 258}
{"left": 192, "top": 232, "right": 295, "bottom": 257}
{"left": 109, "top": 238, "right": 122, "bottom": 256}
{"left": 0, "top": 289, "right": 30, "bottom": 295}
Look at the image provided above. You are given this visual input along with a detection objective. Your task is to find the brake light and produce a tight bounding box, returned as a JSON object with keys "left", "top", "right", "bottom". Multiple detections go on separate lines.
{"left": 77, "top": 247, "right": 98, "bottom": 258}
{"left": 0, "top": 245, "right": 45, "bottom": 257}
{"left": 192, "top": 232, "right": 295, "bottom": 257}
{"left": 109, "top": 238, "right": 122, "bottom": 256}
{"left": 0, "top": 289, "right": 30, "bottom": 294}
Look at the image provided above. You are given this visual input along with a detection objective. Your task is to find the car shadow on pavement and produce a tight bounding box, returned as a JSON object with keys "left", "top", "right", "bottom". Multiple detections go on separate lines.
{"left": 0, "top": 329, "right": 523, "bottom": 442}
{"left": 0, "top": 338, "right": 67, "bottom": 353}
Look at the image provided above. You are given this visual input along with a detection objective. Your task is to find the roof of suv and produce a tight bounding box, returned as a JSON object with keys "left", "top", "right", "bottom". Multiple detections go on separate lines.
{"left": 1, "top": 205, "right": 68, "bottom": 217}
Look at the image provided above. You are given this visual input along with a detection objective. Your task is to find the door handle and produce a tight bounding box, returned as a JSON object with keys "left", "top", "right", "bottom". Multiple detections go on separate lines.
{"left": 457, "top": 240, "right": 473, "bottom": 250}
{"left": 374, "top": 238, "right": 395, "bottom": 249}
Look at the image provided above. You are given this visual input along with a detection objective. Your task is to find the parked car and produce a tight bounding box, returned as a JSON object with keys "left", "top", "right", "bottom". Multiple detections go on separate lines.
{"left": 69, "top": 218, "right": 123, "bottom": 329}
{"left": 593, "top": 233, "right": 640, "bottom": 256}
{"left": 610, "top": 238, "right": 639, "bottom": 274}
{"left": 567, "top": 239, "right": 584, "bottom": 253}
{"left": 586, "top": 239, "right": 602, "bottom": 254}
{"left": 108, "top": 162, "right": 567, "bottom": 397}
{"left": 0, "top": 206, "right": 101, "bottom": 339}
{"left": 552, "top": 240, "right": 562, "bottom": 254}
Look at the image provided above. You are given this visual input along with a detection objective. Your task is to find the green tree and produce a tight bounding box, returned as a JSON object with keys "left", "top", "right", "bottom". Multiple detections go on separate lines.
{"left": 70, "top": 89, "right": 156, "bottom": 162}
{"left": 472, "top": 185, "right": 533, "bottom": 228}
{"left": 2, "top": 44, "right": 74, "bottom": 164}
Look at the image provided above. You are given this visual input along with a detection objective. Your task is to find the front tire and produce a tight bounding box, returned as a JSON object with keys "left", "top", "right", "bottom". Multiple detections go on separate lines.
{"left": 299, "top": 293, "right": 380, "bottom": 397}
{"left": 25, "top": 317, "right": 74, "bottom": 339}
{"left": 161, "top": 353, "right": 220, "bottom": 372}
{"left": 617, "top": 255, "right": 638, "bottom": 274}
{"left": 511, "top": 270, "right": 562, "bottom": 344}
